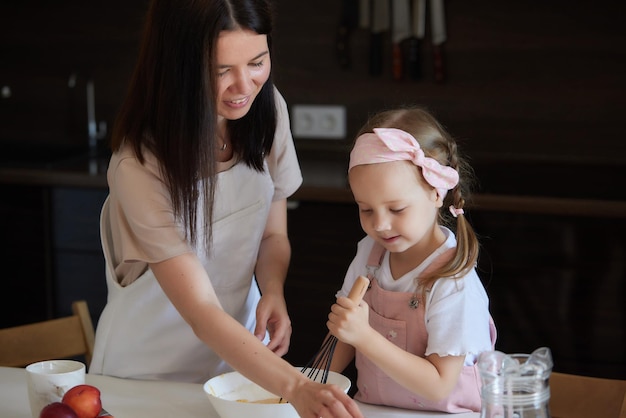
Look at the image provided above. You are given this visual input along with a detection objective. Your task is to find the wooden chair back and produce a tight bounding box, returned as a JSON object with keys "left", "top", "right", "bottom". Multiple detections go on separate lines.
{"left": 0, "top": 300, "right": 95, "bottom": 368}
{"left": 549, "top": 371, "right": 626, "bottom": 418}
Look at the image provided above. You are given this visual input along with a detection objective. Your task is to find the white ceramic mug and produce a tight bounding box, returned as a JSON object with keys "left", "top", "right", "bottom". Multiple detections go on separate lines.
{"left": 25, "top": 359, "right": 86, "bottom": 418}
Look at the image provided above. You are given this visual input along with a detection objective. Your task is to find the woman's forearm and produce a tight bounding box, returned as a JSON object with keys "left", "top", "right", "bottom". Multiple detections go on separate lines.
{"left": 255, "top": 199, "right": 291, "bottom": 295}
{"left": 193, "top": 303, "right": 304, "bottom": 400}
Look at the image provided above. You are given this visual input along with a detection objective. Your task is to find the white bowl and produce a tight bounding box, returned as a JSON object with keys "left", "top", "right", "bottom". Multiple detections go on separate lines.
{"left": 203, "top": 367, "right": 351, "bottom": 418}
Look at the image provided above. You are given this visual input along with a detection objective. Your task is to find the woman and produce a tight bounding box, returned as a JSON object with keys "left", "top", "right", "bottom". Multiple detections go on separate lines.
{"left": 90, "top": 1, "right": 362, "bottom": 417}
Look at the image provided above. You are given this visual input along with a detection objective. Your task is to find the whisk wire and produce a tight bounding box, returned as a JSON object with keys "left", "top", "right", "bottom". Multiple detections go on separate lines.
{"left": 302, "top": 333, "right": 338, "bottom": 384}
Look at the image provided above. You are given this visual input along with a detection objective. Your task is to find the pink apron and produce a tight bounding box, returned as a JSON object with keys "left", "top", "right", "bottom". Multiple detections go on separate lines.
{"left": 354, "top": 244, "right": 497, "bottom": 413}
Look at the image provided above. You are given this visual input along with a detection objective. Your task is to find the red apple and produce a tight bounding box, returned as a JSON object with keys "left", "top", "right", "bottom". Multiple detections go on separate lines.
{"left": 39, "top": 402, "right": 79, "bottom": 418}
{"left": 61, "top": 384, "right": 102, "bottom": 418}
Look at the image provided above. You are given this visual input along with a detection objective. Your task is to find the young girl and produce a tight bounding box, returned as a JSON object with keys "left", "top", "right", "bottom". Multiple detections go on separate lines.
{"left": 327, "top": 107, "right": 496, "bottom": 413}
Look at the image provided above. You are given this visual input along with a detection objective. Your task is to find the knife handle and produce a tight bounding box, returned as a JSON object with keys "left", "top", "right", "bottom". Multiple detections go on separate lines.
{"left": 433, "top": 43, "right": 445, "bottom": 83}
{"left": 336, "top": 0, "right": 359, "bottom": 70}
{"left": 369, "top": 33, "right": 384, "bottom": 76}
{"left": 405, "top": 37, "right": 421, "bottom": 80}
{"left": 336, "top": 24, "right": 351, "bottom": 69}
{"left": 392, "top": 42, "right": 403, "bottom": 81}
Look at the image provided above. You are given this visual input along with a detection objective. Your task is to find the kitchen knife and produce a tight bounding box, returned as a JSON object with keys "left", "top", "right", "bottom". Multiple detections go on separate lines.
{"left": 406, "top": 0, "right": 425, "bottom": 80}
{"left": 359, "top": 0, "right": 370, "bottom": 28}
{"left": 430, "top": 0, "right": 446, "bottom": 83}
{"left": 369, "top": 0, "right": 390, "bottom": 76}
{"left": 336, "top": 0, "right": 360, "bottom": 69}
{"left": 391, "top": 0, "right": 411, "bottom": 81}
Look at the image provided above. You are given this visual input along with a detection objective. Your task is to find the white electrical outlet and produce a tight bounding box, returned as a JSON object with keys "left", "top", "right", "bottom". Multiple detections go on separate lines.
{"left": 291, "top": 104, "right": 346, "bottom": 139}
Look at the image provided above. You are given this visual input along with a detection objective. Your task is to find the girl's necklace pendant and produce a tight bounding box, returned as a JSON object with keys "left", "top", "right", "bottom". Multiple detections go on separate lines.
{"left": 408, "top": 297, "right": 419, "bottom": 309}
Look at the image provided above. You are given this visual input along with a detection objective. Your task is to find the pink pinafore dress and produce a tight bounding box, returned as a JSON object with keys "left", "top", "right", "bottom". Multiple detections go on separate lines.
{"left": 354, "top": 244, "right": 496, "bottom": 413}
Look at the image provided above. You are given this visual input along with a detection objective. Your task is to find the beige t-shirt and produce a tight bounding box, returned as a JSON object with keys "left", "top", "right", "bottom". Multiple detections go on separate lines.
{"left": 105, "top": 88, "right": 302, "bottom": 286}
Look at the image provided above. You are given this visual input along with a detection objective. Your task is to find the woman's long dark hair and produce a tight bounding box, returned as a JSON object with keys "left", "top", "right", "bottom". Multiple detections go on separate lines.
{"left": 110, "top": 0, "right": 276, "bottom": 251}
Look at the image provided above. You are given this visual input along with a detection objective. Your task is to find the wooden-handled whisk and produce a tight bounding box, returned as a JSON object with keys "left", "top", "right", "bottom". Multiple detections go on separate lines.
{"left": 278, "top": 276, "right": 369, "bottom": 403}
{"left": 301, "top": 275, "right": 370, "bottom": 384}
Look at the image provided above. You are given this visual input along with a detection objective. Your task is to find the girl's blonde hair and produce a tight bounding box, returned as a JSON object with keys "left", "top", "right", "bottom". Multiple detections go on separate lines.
{"left": 355, "top": 106, "right": 479, "bottom": 294}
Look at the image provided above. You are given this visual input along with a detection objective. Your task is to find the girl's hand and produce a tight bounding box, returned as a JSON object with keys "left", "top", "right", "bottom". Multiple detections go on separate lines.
{"left": 327, "top": 297, "right": 371, "bottom": 347}
{"left": 255, "top": 292, "right": 292, "bottom": 356}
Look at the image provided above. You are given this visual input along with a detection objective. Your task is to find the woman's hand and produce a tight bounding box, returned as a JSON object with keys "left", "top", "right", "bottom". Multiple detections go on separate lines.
{"left": 327, "top": 297, "right": 371, "bottom": 348}
{"left": 288, "top": 379, "right": 364, "bottom": 418}
{"left": 255, "top": 291, "right": 291, "bottom": 356}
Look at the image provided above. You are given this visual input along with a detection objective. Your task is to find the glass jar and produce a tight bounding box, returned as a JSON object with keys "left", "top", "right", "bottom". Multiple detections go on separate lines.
{"left": 478, "top": 347, "right": 553, "bottom": 418}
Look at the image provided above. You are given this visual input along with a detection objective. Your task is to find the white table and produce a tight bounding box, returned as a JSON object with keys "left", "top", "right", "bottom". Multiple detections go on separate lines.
{"left": 0, "top": 366, "right": 478, "bottom": 418}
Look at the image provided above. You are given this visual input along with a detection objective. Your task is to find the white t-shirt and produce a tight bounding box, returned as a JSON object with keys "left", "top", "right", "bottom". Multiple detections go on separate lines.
{"left": 337, "top": 227, "right": 493, "bottom": 364}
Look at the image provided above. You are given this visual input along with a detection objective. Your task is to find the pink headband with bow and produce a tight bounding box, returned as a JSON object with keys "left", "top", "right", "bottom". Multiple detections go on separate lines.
{"left": 349, "top": 127, "right": 460, "bottom": 200}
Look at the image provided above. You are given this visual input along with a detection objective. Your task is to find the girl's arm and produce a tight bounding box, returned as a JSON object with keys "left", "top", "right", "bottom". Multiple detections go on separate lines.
{"left": 253, "top": 198, "right": 292, "bottom": 355}
{"left": 151, "top": 253, "right": 363, "bottom": 418}
{"left": 329, "top": 297, "right": 464, "bottom": 401}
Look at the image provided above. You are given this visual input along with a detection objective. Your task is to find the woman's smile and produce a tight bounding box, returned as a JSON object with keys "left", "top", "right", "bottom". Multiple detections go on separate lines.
{"left": 223, "top": 95, "right": 250, "bottom": 109}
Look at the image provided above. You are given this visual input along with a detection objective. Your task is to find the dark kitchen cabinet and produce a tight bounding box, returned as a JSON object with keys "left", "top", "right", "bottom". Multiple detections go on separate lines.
{"left": 282, "top": 200, "right": 626, "bottom": 380}
{"left": 469, "top": 210, "right": 626, "bottom": 379}
{"left": 0, "top": 185, "right": 108, "bottom": 329}
{"left": 283, "top": 201, "right": 364, "bottom": 367}
{"left": 50, "top": 187, "right": 108, "bottom": 325}
{"left": 0, "top": 185, "right": 49, "bottom": 328}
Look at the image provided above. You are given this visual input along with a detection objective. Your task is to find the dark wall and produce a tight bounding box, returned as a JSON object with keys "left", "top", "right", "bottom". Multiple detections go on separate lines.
{"left": 2, "top": 1, "right": 625, "bottom": 166}
{"left": 273, "top": 0, "right": 626, "bottom": 165}
{"left": 0, "top": 1, "right": 147, "bottom": 146}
